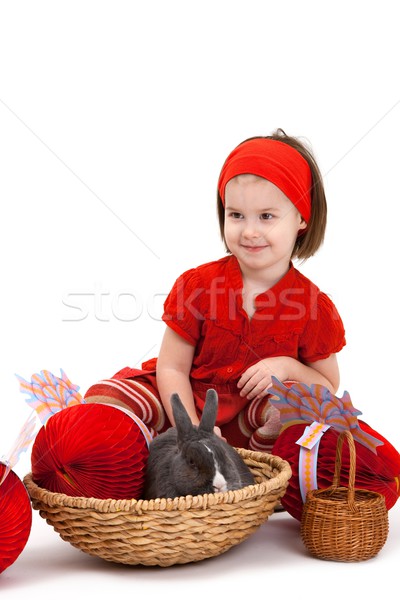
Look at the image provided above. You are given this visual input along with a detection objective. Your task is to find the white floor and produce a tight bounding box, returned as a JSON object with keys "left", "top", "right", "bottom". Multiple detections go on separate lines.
{"left": 2, "top": 496, "right": 399, "bottom": 600}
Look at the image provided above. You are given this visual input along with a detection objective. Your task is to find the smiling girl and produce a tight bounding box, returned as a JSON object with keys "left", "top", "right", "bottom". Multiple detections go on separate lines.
{"left": 85, "top": 130, "right": 346, "bottom": 451}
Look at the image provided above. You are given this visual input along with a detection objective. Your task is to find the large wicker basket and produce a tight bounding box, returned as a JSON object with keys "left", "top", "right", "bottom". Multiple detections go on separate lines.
{"left": 300, "top": 430, "right": 389, "bottom": 562}
{"left": 24, "top": 448, "right": 291, "bottom": 567}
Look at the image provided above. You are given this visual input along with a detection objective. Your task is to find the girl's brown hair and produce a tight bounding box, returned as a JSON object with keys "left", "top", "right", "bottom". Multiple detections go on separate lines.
{"left": 217, "top": 128, "right": 327, "bottom": 260}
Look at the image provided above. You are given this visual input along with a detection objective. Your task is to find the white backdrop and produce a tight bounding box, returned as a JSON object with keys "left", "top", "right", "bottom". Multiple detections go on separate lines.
{"left": 1, "top": 1, "right": 399, "bottom": 597}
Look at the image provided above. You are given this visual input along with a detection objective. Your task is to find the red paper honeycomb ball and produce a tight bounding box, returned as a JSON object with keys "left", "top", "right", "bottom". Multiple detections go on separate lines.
{"left": 272, "top": 420, "right": 400, "bottom": 521}
{"left": 31, "top": 403, "right": 150, "bottom": 500}
{"left": 0, "top": 464, "right": 32, "bottom": 574}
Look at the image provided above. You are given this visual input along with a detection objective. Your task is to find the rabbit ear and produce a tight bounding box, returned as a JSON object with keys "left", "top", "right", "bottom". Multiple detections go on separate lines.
{"left": 170, "top": 393, "right": 194, "bottom": 440}
{"left": 199, "top": 389, "right": 218, "bottom": 433}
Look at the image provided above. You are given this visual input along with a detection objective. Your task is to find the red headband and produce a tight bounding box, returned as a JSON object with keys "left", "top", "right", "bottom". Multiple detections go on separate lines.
{"left": 217, "top": 138, "right": 312, "bottom": 223}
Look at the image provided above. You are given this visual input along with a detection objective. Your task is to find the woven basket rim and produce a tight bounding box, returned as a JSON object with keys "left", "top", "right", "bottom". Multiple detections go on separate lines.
{"left": 24, "top": 448, "right": 291, "bottom": 514}
{"left": 306, "top": 485, "right": 386, "bottom": 506}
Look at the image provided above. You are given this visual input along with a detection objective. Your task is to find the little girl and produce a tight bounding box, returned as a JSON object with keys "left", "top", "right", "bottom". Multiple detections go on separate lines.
{"left": 85, "top": 129, "right": 346, "bottom": 451}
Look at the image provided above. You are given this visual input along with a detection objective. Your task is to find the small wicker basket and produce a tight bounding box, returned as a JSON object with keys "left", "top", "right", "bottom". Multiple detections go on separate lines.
{"left": 24, "top": 448, "right": 291, "bottom": 567}
{"left": 300, "top": 430, "right": 389, "bottom": 562}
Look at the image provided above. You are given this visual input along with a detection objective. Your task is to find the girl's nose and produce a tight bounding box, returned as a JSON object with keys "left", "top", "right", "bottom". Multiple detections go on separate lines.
{"left": 242, "top": 220, "right": 261, "bottom": 238}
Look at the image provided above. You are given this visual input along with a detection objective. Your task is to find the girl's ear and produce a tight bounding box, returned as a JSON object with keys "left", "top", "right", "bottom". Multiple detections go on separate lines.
{"left": 298, "top": 218, "right": 307, "bottom": 231}
{"left": 297, "top": 218, "right": 307, "bottom": 235}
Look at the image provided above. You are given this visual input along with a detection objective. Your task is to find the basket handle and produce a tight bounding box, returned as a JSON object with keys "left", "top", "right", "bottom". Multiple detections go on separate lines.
{"left": 329, "top": 430, "right": 356, "bottom": 511}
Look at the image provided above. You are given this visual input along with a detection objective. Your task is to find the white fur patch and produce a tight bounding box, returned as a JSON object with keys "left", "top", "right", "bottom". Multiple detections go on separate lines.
{"left": 203, "top": 443, "right": 228, "bottom": 493}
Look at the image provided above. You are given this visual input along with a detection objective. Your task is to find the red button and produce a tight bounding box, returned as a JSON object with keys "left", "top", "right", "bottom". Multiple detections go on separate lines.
{"left": 227, "top": 367, "right": 233, "bottom": 373}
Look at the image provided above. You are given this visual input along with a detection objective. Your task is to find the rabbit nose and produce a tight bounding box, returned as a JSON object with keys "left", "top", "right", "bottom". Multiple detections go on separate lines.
{"left": 213, "top": 470, "right": 228, "bottom": 493}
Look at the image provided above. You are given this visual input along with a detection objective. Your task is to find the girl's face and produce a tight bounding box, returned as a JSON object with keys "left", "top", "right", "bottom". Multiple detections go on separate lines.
{"left": 224, "top": 174, "right": 306, "bottom": 277}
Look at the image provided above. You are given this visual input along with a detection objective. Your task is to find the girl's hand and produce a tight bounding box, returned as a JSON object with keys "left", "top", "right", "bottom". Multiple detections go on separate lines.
{"left": 237, "top": 357, "right": 289, "bottom": 400}
{"left": 213, "top": 425, "right": 226, "bottom": 441}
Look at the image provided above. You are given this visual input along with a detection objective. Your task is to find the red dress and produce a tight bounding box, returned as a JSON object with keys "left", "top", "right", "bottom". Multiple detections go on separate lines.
{"left": 85, "top": 256, "right": 346, "bottom": 450}
{"left": 160, "top": 255, "right": 345, "bottom": 420}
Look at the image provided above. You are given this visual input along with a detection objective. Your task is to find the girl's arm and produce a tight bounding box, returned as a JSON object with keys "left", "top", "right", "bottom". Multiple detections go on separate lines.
{"left": 156, "top": 326, "right": 198, "bottom": 426}
{"left": 238, "top": 353, "right": 340, "bottom": 400}
{"left": 287, "top": 354, "right": 340, "bottom": 391}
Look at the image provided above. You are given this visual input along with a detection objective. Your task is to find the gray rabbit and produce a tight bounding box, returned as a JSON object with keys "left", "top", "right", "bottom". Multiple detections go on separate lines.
{"left": 143, "top": 389, "right": 255, "bottom": 499}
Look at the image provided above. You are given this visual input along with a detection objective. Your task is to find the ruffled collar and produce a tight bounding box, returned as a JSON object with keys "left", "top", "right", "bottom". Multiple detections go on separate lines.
{"left": 226, "top": 255, "right": 297, "bottom": 294}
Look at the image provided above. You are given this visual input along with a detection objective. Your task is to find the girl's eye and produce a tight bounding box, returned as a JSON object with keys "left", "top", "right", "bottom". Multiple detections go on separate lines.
{"left": 261, "top": 213, "right": 273, "bottom": 220}
{"left": 229, "top": 212, "right": 243, "bottom": 219}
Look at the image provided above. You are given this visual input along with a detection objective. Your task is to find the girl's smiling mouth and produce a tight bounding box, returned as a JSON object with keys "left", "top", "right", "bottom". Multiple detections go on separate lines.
{"left": 241, "top": 244, "right": 269, "bottom": 252}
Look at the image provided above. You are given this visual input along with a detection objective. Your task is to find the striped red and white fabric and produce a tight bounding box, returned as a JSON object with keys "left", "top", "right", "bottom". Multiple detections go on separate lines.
{"left": 84, "top": 372, "right": 168, "bottom": 435}
{"left": 84, "top": 368, "right": 283, "bottom": 452}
